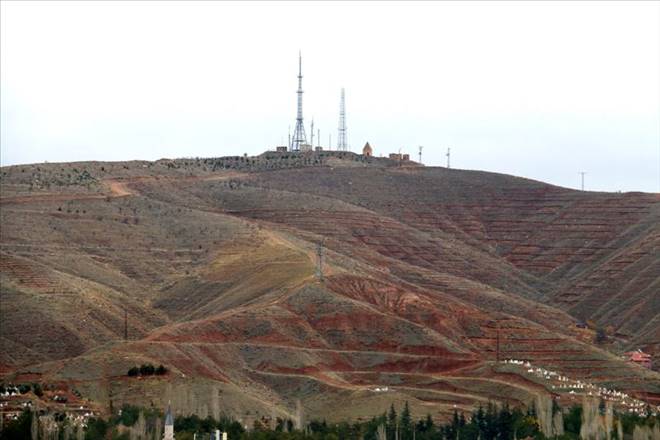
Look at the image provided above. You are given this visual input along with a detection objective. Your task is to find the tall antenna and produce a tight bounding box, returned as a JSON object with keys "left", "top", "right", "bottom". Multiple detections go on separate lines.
{"left": 580, "top": 171, "right": 586, "bottom": 191}
{"left": 317, "top": 129, "right": 320, "bottom": 148}
{"left": 310, "top": 119, "right": 314, "bottom": 148}
{"left": 446, "top": 147, "right": 451, "bottom": 168}
{"left": 337, "top": 88, "right": 348, "bottom": 151}
{"left": 290, "top": 51, "right": 307, "bottom": 152}
{"left": 418, "top": 146, "right": 423, "bottom": 164}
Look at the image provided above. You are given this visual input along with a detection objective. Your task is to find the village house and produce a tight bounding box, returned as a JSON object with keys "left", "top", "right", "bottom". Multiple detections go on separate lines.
{"left": 624, "top": 349, "right": 652, "bottom": 369}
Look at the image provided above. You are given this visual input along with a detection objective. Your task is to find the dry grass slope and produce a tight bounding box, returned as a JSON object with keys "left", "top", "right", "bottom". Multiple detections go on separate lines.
{"left": 1, "top": 154, "right": 658, "bottom": 420}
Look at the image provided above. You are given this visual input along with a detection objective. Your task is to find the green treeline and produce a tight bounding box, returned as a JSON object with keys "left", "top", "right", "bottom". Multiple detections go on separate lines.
{"left": 1, "top": 400, "right": 658, "bottom": 440}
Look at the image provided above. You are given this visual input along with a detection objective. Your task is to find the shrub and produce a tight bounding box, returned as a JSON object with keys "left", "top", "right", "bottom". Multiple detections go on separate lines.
{"left": 85, "top": 418, "right": 108, "bottom": 440}
{"left": 0, "top": 409, "right": 32, "bottom": 439}
{"left": 127, "top": 367, "right": 139, "bottom": 377}
{"left": 116, "top": 404, "right": 140, "bottom": 427}
{"left": 139, "top": 364, "right": 155, "bottom": 376}
{"left": 32, "top": 383, "right": 43, "bottom": 397}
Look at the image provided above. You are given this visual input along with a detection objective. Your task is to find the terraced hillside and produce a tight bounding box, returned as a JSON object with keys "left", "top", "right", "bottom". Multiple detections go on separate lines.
{"left": 1, "top": 152, "right": 658, "bottom": 422}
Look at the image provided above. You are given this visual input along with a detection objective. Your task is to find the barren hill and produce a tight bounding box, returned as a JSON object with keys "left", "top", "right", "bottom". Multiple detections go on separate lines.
{"left": 1, "top": 152, "right": 658, "bottom": 422}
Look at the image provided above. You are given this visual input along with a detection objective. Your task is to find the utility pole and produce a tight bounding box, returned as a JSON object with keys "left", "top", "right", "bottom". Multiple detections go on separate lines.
{"left": 310, "top": 119, "right": 314, "bottom": 148}
{"left": 446, "top": 147, "right": 451, "bottom": 169}
{"left": 496, "top": 321, "right": 500, "bottom": 363}
{"left": 316, "top": 241, "right": 324, "bottom": 282}
{"left": 579, "top": 171, "right": 586, "bottom": 191}
{"left": 418, "top": 146, "right": 423, "bottom": 164}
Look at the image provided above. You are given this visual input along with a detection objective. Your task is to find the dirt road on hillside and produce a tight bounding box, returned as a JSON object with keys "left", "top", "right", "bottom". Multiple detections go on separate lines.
{"left": 0, "top": 172, "right": 246, "bottom": 205}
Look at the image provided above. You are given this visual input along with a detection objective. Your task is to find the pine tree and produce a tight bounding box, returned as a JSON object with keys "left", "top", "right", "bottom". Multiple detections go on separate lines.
{"left": 400, "top": 401, "right": 412, "bottom": 440}
{"left": 474, "top": 405, "right": 486, "bottom": 436}
{"left": 497, "top": 403, "right": 513, "bottom": 440}
{"left": 388, "top": 404, "right": 398, "bottom": 440}
{"left": 424, "top": 414, "right": 434, "bottom": 433}
{"left": 484, "top": 403, "right": 497, "bottom": 440}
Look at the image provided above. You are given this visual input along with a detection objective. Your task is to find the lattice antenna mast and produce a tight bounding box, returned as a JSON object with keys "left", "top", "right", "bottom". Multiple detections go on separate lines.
{"left": 418, "top": 146, "right": 423, "bottom": 164}
{"left": 290, "top": 52, "right": 307, "bottom": 151}
{"left": 579, "top": 171, "right": 586, "bottom": 191}
{"left": 446, "top": 147, "right": 451, "bottom": 168}
{"left": 310, "top": 119, "right": 314, "bottom": 148}
{"left": 337, "top": 88, "right": 348, "bottom": 151}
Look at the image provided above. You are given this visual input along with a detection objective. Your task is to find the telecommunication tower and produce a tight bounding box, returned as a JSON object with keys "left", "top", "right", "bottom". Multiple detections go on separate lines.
{"left": 446, "top": 147, "right": 451, "bottom": 168}
{"left": 337, "top": 88, "right": 348, "bottom": 151}
{"left": 579, "top": 171, "right": 586, "bottom": 191}
{"left": 418, "top": 146, "right": 423, "bottom": 164}
{"left": 310, "top": 119, "right": 315, "bottom": 148}
{"left": 290, "top": 52, "right": 307, "bottom": 152}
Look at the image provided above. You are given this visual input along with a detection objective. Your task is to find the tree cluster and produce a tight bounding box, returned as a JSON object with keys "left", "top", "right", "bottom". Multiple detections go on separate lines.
{"left": 2, "top": 399, "right": 659, "bottom": 440}
{"left": 127, "top": 364, "right": 168, "bottom": 377}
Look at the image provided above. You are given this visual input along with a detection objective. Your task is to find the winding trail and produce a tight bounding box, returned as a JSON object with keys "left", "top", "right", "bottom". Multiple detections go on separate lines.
{"left": 0, "top": 172, "right": 246, "bottom": 205}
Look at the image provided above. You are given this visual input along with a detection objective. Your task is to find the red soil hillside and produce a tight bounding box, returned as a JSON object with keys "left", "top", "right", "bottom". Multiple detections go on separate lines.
{"left": 1, "top": 153, "right": 658, "bottom": 421}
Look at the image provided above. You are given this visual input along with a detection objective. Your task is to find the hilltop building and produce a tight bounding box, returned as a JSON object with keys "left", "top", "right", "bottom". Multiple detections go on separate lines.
{"left": 363, "top": 142, "right": 373, "bottom": 157}
{"left": 163, "top": 405, "right": 175, "bottom": 440}
{"left": 624, "top": 350, "right": 652, "bottom": 369}
{"left": 388, "top": 153, "right": 410, "bottom": 161}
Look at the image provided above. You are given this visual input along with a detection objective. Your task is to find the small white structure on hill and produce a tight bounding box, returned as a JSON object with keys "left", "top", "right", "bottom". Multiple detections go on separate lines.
{"left": 211, "top": 430, "right": 228, "bottom": 440}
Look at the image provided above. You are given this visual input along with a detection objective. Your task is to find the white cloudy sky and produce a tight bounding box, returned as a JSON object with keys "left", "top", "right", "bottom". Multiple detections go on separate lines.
{"left": 1, "top": 1, "right": 659, "bottom": 192}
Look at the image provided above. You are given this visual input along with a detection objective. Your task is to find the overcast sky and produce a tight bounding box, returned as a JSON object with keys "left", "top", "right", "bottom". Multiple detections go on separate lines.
{"left": 1, "top": 1, "right": 659, "bottom": 192}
